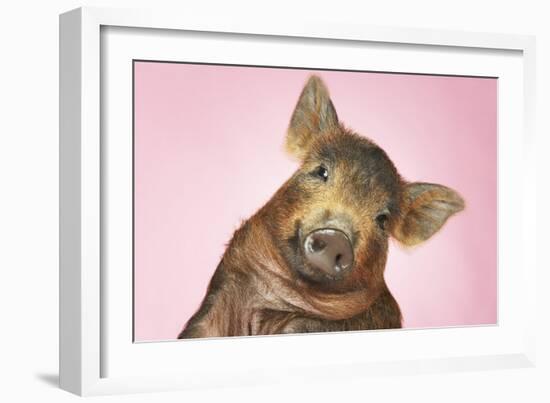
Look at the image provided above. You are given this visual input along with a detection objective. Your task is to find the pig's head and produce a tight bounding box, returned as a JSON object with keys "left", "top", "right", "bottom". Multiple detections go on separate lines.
{"left": 269, "top": 75, "right": 465, "bottom": 292}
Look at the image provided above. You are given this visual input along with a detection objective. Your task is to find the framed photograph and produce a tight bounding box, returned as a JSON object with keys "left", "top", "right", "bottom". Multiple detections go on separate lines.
{"left": 60, "top": 7, "right": 537, "bottom": 396}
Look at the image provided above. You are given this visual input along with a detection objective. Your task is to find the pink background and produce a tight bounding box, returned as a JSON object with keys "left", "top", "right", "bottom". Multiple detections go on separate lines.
{"left": 134, "top": 62, "right": 497, "bottom": 342}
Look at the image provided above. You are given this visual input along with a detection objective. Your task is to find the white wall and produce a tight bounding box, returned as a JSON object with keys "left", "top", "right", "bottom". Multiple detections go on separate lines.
{"left": 0, "top": 0, "right": 548, "bottom": 401}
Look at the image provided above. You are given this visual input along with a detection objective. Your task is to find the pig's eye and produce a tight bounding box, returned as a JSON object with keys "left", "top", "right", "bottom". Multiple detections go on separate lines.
{"left": 314, "top": 166, "right": 329, "bottom": 182}
{"left": 375, "top": 213, "right": 389, "bottom": 230}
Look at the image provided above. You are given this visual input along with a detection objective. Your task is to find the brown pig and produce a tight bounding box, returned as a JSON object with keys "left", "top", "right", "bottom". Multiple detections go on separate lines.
{"left": 178, "top": 75, "right": 465, "bottom": 339}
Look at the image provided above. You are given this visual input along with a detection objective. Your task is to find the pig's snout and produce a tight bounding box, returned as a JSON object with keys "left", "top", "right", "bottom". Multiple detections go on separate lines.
{"left": 303, "top": 229, "right": 354, "bottom": 278}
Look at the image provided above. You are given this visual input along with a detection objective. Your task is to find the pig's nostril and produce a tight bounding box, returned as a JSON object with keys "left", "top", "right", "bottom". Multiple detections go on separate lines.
{"left": 309, "top": 237, "right": 326, "bottom": 253}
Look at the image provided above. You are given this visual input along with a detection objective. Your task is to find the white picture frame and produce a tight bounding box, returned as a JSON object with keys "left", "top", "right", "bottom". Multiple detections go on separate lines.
{"left": 59, "top": 6, "right": 537, "bottom": 396}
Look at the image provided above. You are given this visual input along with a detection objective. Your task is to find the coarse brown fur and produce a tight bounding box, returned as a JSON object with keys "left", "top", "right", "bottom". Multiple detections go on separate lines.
{"left": 178, "top": 75, "right": 464, "bottom": 339}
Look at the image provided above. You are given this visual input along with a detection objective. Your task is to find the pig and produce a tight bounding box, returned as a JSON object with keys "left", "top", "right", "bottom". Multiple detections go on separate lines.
{"left": 178, "top": 75, "right": 465, "bottom": 339}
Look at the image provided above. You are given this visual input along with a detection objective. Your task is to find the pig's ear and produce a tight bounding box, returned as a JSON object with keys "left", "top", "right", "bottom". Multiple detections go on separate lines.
{"left": 286, "top": 75, "right": 339, "bottom": 159}
{"left": 392, "top": 182, "right": 465, "bottom": 247}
